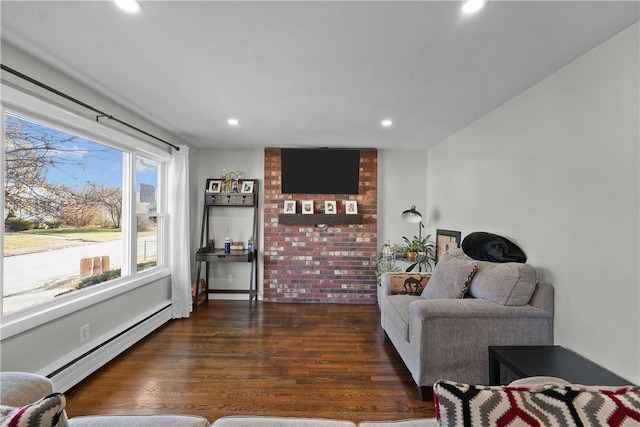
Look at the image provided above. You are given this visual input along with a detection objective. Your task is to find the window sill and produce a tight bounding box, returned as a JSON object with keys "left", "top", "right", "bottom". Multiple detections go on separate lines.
{"left": 1, "top": 267, "right": 171, "bottom": 340}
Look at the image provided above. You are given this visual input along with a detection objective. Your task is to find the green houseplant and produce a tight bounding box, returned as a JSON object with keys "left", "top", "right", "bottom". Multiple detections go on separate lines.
{"left": 376, "top": 241, "right": 403, "bottom": 284}
{"left": 402, "top": 235, "right": 436, "bottom": 272}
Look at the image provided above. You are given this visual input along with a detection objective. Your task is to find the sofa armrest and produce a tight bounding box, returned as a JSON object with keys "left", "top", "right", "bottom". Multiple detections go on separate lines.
{"left": 379, "top": 273, "right": 392, "bottom": 297}
{"left": 0, "top": 372, "right": 54, "bottom": 407}
{"left": 410, "top": 298, "right": 553, "bottom": 320}
{"left": 406, "top": 298, "right": 554, "bottom": 387}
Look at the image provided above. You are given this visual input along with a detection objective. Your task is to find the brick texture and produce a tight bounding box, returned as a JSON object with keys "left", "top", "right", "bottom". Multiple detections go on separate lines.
{"left": 263, "top": 148, "right": 378, "bottom": 304}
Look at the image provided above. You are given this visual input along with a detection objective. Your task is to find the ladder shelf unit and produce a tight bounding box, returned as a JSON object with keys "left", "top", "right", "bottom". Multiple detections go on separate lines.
{"left": 193, "top": 179, "right": 259, "bottom": 307}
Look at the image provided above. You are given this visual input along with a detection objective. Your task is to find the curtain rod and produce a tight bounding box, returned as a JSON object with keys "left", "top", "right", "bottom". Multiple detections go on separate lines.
{"left": 0, "top": 63, "right": 180, "bottom": 151}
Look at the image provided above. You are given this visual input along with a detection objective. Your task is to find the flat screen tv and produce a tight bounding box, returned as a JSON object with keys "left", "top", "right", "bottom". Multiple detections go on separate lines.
{"left": 281, "top": 148, "right": 360, "bottom": 194}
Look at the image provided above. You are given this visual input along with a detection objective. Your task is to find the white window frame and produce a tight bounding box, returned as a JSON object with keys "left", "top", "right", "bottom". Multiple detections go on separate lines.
{"left": 133, "top": 155, "right": 167, "bottom": 273}
{"left": 1, "top": 84, "right": 171, "bottom": 339}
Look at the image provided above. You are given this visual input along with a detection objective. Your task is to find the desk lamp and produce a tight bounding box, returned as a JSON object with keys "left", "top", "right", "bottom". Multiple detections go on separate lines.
{"left": 401, "top": 205, "right": 424, "bottom": 238}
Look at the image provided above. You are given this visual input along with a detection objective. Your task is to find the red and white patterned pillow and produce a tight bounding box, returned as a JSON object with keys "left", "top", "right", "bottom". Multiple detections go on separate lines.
{"left": 0, "top": 392, "right": 66, "bottom": 427}
{"left": 434, "top": 380, "right": 640, "bottom": 426}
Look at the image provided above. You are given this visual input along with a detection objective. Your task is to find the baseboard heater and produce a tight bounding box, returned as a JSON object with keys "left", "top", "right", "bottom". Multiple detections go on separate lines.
{"left": 47, "top": 303, "right": 172, "bottom": 392}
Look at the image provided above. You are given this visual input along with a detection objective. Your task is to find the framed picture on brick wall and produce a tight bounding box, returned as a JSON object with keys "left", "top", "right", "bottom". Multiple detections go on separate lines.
{"left": 302, "top": 200, "right": 314, "bottom": 214}
{"left": 344, "top": 200, "right": 358, "bottom": 214}
{"left": 284, "top": 200, "right": 296, "bottom": 214}
{"left": 325, "top": 200, "right": 337, "bottom": 214}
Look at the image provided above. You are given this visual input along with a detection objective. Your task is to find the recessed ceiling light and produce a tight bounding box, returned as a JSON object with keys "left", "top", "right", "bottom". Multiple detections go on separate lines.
{"left": 114, "top": 0, "right": 142, "bottom": 14}
{"left": 462, "top": 0, "right": 486, "bottom": 14}
{"left": 381, "top": 119, "right": 393, "bottom": 127}
{"left": 228, "top": 118, "right": 240, "bottom": 126}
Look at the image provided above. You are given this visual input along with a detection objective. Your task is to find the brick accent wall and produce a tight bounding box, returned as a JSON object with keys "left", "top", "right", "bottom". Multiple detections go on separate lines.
{"left": 263, "top": 147, "right": 378, "bottom": 304}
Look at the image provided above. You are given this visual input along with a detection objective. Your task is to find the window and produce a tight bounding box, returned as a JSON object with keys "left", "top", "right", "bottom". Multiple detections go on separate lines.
{"left": 2, "top": 86, "right": 169, "bottom": 316}
{"left": 135, "top": 156, "right": 162, "bottom": 273}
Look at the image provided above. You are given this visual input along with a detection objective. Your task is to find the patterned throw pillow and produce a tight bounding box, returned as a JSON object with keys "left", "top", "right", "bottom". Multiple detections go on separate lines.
{"left": 434, "top": 380, "right": 640, "bottom": 427}
{"left": 0, "top": 393, "right": 66, "bottom": 427}
{"left": 421, "top": 252, "right": 477, "bottom": 299}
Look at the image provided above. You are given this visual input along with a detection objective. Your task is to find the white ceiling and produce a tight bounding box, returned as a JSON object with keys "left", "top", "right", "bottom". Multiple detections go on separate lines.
{"left": 1, "top": 1, "right": 638, "bottom": 150}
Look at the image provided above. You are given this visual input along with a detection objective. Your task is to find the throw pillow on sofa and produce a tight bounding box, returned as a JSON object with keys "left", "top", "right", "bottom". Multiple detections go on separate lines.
{"left": 469, "top": 260, "right": 538, "bottom": 305}
{"left": 0, "top": 392, "right": 66, "bottom": 427}
{"left": 448, "top": 248, "right": 537, "bottom": 306}
{"left": 421, "top": 252, "right": 477, "bottom": 300}
{"left": 433, "top": 380, "right": 640, "bottom": 427}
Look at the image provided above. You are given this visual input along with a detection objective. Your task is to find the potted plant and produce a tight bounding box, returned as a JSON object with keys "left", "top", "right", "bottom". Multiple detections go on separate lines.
{"left": 402, "top": 235, "right": 436, "bottom": 272}
{"left": 376, "top": 242, "right": 402, "bottom": 284}
{"left": 402, "top": 236, "right": 419, "bottom": 262}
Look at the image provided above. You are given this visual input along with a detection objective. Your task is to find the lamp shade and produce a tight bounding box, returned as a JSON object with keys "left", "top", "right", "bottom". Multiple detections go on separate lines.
{"left": 401, "top": 206, "right": 423, "bottom": 224}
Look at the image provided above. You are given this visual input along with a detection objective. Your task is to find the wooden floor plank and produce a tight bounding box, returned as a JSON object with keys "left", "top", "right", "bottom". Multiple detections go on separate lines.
{"left": 64, "top": 301, "right": 435, "bottom": 423}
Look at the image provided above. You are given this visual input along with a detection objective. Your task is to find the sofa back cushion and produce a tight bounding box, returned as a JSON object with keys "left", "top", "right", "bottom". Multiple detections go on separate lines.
{"left": 449, "top": 248, "right": 537, "bottom": 306}
{"left": 433, "top": 380, "right": 640, "bottom": 427}
{"left": 470, "top": 261, "right": 537, "bottom": 305}
{"left": 421, "top": 252, "right": 477, "bottom": 300}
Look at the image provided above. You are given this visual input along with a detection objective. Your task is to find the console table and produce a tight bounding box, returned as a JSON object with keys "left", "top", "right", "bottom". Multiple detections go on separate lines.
{"left": 489, "top": 345, "right": 632, "bottom": 386}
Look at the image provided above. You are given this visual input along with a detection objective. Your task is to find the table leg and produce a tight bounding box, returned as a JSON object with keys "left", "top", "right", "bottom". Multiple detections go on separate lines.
{"left": 489, "top": 353, "right": 501, "bottom": 385}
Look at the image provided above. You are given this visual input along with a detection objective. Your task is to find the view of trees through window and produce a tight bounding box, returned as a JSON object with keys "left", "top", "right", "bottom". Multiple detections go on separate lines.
{"left": 3, "top": 112, "right": 158, "bottom": 314}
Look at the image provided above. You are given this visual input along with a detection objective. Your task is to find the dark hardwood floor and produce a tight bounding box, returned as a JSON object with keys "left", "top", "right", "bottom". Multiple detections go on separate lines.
{"left": 64, "top": 301, "right": 435, "bottom": 423}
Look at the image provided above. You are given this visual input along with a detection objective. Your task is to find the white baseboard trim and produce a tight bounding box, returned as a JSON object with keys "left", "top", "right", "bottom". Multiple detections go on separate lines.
{"left": 48, "top": 303, "right": 172, "bottom": 392}
{"left": 208, "top": 293, "right": 262, "bottom": 301}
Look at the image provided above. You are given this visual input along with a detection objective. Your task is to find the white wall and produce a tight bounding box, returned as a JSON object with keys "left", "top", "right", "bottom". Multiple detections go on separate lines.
{"left": 427, "top": 23, "right": 639, "bottom": 382}
{"left": 378, "top": 149, "right": 429, "bottom": 247}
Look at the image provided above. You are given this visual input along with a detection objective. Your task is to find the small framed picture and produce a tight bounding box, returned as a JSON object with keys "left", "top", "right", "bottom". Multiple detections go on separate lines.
{"left": 284, "top": 200, "right": 296, "bottom": 214}
{"left": 241, "top": 180, "right": 254, "bottom": 194}
{"left": 222, "top": 180, "right": 232, "bottom": 193}
{"left": 302, "top": 200, "right": 314, "bottom": 214}
{"left": 325, "top": 200, "right": 337, "bottom": 214}
{"left": 436, "top": 229, "right": 462, "bottom": 264}
{"left": 207, "top": 179, "right": 222, "bottom": 193}
{"left": 344, "top": 200, "right": 358, "bottom": 214}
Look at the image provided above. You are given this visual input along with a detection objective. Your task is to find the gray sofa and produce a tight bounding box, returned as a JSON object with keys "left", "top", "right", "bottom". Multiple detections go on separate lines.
{"left": 0, "top": 371, "right": 438, "bottom": 427}
{"left": 0, "top": 372, "right": 210, "bottom": 427}
{"left": 5, "top": 371, "right": 633, "bottom": 426}
{"left": 379, "top": 248, "right": 554, "bottom": 400}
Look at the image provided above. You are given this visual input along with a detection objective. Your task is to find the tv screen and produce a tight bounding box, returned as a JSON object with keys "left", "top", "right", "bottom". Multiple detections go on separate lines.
{"left": 281, "top": 148, "right": 360, "bottom": 194}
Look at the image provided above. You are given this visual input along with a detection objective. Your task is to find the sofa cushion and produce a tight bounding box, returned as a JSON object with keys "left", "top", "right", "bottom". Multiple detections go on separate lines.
{"left": 359, "top": 420, "right": 437, "bottom": 426}
{"left": 212, "top": 416, "right": 357, "bottom": 426}
{"left": 67, "top": 415, "right": 211, "bottom": 427}
{"left": 386, "top": 295, "right": 420, "bottom": 341}
{"left": 421, "top": 252, "right": 477, "bottom": 300}
{"left": 433, "top": 380, "right": 640, "bottom": 427}
{"left": 0, "top": 393, "right": 66, "bottom": 427}
{"left": 470, "top": 261, "right": 537, "bottom": 305}
{"left": 449, "top": 248, "right": 537, "bottom": 306}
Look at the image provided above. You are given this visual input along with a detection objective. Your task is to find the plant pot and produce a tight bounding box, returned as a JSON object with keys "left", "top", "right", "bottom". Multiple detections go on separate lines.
{"left": 406, "top": 251, "right": 418, "bottom": 262}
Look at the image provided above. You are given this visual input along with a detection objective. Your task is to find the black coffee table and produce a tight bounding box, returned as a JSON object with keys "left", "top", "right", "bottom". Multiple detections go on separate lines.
{"left": 488, "top": 345, "right": 632, "bottom": 386}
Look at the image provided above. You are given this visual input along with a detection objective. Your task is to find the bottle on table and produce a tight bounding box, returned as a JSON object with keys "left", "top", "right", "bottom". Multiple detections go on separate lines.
{"left": 224, "top": 229, "right": 231, "bottom": 254}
